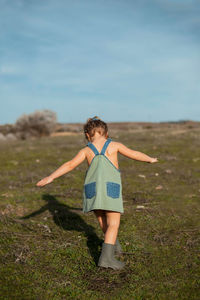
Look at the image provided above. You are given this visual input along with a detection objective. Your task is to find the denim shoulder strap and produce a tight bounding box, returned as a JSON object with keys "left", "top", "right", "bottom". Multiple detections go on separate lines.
{"left": 100, "top": 138, "right": 112, "bottom": 155}
{"left": 87, "top": 142, "right": 99, "bottom": 156}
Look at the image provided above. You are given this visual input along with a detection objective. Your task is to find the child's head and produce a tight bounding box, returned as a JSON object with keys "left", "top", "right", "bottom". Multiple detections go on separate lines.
{"left": 83, "top": 116, "right": 108, "bottom": 141}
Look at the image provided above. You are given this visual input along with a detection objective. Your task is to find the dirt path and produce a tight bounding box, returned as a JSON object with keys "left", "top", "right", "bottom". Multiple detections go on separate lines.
{"left": 50, "top": 132, "right": 81, "bottom": 137}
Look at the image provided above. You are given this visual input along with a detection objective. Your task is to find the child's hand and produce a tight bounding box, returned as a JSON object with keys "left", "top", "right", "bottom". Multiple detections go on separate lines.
{"left": 36, "top": 176, "right": 54, "bottom": 187}
{"left": 149, "top": 157, "right": 158, "bottom": 163}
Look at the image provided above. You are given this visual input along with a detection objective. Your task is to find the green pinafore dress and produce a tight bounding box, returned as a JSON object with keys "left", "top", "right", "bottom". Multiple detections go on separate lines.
{"left": 83, "top": 138, "right": 124, "bottom": 214}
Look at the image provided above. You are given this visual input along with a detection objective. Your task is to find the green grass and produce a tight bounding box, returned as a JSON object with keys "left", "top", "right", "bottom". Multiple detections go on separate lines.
{"left": 0, "top": 127, "right": 200, "bottom": 299}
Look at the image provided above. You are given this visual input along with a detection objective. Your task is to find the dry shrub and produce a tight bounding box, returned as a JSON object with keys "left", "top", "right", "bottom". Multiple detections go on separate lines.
{"left": 15, "top": 109, "right": 57, "bottom": 139}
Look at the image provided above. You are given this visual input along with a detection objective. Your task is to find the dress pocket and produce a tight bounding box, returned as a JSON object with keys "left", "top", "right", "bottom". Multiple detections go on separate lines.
{"left": 84, "top": 182, "right": 96, "bottom": 199}
{"left": 106, "top": 182, "right": 120, "bottom": 198}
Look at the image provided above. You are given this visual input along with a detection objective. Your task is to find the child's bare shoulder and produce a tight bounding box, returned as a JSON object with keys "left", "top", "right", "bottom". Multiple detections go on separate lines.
{"left": 110, "top": 141, "right": 124, "bottom": 151}
{"left": 81, "top": 146, "right": 93, "bottom": 156}
{"left": 82, "top": 146, "right": 89, "bottom": 153}
{"left": 110, "top": 141, "right": 131, "bottom": 154}
{"left": 74, "top": 147, "right": 88, "bottom": 157}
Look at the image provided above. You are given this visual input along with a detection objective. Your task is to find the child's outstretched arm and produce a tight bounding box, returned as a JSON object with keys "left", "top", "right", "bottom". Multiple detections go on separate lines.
{"left": 36, "top": 148, "right": 86, "bottom": 187}
{"left": 117, "top": 143, "right": 158, "bottom": 163}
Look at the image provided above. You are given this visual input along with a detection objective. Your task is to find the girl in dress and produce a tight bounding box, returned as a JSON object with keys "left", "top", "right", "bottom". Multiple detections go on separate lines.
{"left": 36, "top": 117, "right": 158, "bottom": 270}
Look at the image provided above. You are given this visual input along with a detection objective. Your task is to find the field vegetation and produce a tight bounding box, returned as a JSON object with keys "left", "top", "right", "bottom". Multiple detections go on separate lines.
{"left": 0, "top": 122, "right": 199, "bottom": 299}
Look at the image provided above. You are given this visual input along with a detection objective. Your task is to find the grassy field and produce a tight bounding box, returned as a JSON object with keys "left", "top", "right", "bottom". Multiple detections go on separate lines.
{"left": 0, "top": 124, "right": 200, "bottom": 300}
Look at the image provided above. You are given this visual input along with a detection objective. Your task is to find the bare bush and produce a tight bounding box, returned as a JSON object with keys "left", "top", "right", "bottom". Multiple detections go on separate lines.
{"left": 0, "top": 124, "right": 16, "bottom": 135}
{"left": 15, "top": 109, "right": 57, "bottom": 139}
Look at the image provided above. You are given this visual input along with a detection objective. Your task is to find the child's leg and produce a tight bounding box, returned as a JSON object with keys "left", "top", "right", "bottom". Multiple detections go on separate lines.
{"left": 93, "top": 209, "right": 107, "bottom": 234}
{"left": 97, "top": 211, "right": 124, "bottom": 269}
{"left": 104, "top": 211, "right": 120, "bottom": 245}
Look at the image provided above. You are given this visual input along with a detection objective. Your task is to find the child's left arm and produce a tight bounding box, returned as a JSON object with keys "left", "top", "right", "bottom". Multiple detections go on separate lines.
{"left": 36, "top": 148, "right": 86, "bottom": 187}
{"left": 117, "top": 143, "right": 158, "bottom": 163}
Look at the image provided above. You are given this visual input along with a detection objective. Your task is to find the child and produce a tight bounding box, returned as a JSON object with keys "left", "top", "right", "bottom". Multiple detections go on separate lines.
{"left": 36, "top": 116, "right": 158, "bottom": 270}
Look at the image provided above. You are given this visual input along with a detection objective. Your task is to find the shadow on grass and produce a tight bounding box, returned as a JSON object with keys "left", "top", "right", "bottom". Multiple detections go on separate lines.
{"left": 21, "top": 193, "right": 103, "bottom": 265}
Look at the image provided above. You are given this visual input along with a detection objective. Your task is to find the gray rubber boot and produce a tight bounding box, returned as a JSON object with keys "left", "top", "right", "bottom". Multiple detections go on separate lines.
{"left": 114, "top": 238, "right": 123, "bottom": 255}
{"left": 98, "top": 242, "right": 125, "bottom": 270}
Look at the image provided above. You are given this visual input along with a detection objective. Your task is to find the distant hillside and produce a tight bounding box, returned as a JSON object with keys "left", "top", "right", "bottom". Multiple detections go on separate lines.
{"left": 55, "top": 120, "right": 200, "bottom": 133}
{"left": 0, "top": 120, "right": 199, "bottom": 141}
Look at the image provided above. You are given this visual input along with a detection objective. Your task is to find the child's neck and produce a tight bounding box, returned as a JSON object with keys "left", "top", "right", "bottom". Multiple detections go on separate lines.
{"left": 90, "top": 133, "right": 107, "bottom": 143}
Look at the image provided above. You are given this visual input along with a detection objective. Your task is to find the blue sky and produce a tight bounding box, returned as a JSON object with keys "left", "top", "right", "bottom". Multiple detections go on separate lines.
{"left": 0, "top": 0, "right": 200, "bottom": 124}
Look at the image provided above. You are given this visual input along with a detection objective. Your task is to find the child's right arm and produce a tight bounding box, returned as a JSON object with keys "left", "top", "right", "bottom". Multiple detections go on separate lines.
{"left": 117, "top": 143, "right": 158, "bottom": 163}
{"left": 36, "top": 148, "right": 86, "bottom": 187}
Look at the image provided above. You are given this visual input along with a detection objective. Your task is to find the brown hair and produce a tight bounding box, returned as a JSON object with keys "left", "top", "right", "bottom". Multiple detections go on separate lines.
{"left": 83, "top": 116, "right": 108, "bottom": 141}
